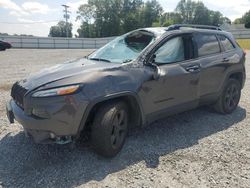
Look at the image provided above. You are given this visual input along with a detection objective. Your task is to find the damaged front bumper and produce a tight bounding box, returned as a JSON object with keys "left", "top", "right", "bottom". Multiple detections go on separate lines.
{"left": 6, "top": 98, "right": 88, "bottom": 144}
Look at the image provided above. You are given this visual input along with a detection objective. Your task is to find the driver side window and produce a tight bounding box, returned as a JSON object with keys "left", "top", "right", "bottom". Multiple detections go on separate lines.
{"left": 155, "top": 37, "right": 184, "bottom": 64}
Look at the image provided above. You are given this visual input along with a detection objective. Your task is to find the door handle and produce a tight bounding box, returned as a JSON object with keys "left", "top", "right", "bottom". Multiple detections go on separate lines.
{"left": 222, "top": 58, "right": 230, "bottom": 62}
{"left": 185, "top": 65, "right": 200, "bottom": 73}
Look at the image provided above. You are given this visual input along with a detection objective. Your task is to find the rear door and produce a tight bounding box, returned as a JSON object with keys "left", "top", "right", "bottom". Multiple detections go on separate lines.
{"left": 193, "top": 33, "right": 224, "bottom": 97}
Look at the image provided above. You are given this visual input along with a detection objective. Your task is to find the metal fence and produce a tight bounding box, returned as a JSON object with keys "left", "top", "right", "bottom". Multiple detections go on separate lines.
{"left": 1, "top": 29, "right": 250, "bottom": 49}
{"left": 0, "top": 35, "right": 116, "bottom": 49}
{"left": 228, "top": 29, "right": 250, "bottom": 39}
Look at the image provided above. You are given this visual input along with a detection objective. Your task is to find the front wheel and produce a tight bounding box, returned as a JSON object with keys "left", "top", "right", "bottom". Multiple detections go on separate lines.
{"left": 91, "top": 101, "right": 128, "bottom": 157}
{"left": 214, "top": 79, "right": 241, "bottom": 114}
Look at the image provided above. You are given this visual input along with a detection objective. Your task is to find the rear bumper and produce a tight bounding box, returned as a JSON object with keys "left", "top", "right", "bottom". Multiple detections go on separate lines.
{"left": 6, "top": 98, "right": 88, "bottom": 143}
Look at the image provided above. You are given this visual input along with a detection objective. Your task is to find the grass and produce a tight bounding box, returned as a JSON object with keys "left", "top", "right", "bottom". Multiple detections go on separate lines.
{"left": 237, "top": 39, "right": 250, "bottom": 50}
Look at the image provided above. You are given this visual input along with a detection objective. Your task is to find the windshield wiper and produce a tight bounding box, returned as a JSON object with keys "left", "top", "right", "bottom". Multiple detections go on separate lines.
{"left": 89, "top": 57, "right": 111, "bottom": 63}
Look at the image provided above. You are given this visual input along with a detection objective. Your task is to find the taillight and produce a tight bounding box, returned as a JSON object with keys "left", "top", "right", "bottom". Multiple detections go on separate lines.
{"left": 243, "top": 49, "right": 247, "bottom": 57}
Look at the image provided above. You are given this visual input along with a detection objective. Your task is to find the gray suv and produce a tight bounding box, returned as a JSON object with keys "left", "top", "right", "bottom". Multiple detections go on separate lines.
{"left": 6, "top": 24, "right": 246, "bottom": 157}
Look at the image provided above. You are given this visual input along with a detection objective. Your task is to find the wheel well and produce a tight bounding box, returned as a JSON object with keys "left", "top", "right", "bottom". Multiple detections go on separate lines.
{"left": 229, "top": 72, "right": 243, "bottom": 88}
{"left": 83, "top": 95, "right": 142, "bottom": 134}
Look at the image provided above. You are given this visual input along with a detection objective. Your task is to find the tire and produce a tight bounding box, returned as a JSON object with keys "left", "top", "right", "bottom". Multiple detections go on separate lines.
{"left": 214, "top": 78, "right": 241, "bottom": 114}
{"left": 91, "top": 101, "right": 128, "bottom": 157}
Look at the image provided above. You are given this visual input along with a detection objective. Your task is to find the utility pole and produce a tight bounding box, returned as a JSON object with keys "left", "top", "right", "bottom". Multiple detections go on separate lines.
{"left": 62, "top": 4, "right": 70, "bottom": 38}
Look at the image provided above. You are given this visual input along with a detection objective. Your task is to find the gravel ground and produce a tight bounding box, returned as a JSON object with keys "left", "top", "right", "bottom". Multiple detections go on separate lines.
{"left": 0, "top": 49, "right": 249, "bottom": 188}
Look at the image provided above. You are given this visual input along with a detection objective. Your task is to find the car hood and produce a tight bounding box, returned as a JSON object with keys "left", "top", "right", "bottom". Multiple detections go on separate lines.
{"left": 20, "top": 58, "right": 123, "bottom": 90}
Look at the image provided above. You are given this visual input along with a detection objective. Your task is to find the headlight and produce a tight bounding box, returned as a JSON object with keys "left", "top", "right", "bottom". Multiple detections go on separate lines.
{"left": 32, "top": 85, "right": 80, "bottom": 97}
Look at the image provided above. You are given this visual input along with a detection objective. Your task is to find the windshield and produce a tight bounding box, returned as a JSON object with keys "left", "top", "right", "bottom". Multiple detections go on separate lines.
{"left": 88, "top": 30, "right": 155, "bottom": 63}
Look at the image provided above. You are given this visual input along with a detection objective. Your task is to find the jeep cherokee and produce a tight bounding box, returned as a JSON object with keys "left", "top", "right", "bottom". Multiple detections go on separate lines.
{"left": 6, "top": 24, "right": 246, "bottom": 157}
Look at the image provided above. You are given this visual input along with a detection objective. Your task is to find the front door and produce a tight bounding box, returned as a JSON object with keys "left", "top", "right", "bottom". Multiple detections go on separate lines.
{"left": 139, "top": 34, "right": 201, "bottom": 120}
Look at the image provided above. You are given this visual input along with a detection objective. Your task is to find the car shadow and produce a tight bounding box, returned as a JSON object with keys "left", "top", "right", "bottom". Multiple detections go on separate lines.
{"left": 0, "top": 106, "right": 246, "bottom": 187}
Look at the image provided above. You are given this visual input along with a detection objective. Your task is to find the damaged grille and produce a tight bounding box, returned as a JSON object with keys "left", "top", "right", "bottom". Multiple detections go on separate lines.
{"left": 11, "top": 82, "right": 28, "bottom": 109}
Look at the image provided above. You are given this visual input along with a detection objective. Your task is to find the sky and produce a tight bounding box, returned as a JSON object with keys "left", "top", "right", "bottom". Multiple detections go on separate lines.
{"left": 0, "top": 0, "right": 250, "bottom": 37}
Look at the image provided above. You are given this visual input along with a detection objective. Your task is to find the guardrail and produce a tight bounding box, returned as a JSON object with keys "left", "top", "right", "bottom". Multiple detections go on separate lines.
{"left": 228, "top": 29, "right": 250, "bottom": 39}
{"left": 1, "top": 29, "right": 250, "bottom": 49}
{"left": 0, "top": 35, "right": 116, "bottom": 49}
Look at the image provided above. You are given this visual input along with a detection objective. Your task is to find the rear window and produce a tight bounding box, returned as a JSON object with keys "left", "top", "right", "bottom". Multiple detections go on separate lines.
{"left": 195, "top": 34, "right": 221, "bottom": 57}
{"left": 218, "top": 35, "right": 235, "bottom": 51}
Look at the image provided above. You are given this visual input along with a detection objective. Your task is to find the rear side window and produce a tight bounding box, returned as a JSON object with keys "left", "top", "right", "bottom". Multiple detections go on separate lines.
{"left": 195, "top": 34, "right": 220, "bottom": 57}
{"left": 218, "top": 35, "right": 235, "bottom": 51}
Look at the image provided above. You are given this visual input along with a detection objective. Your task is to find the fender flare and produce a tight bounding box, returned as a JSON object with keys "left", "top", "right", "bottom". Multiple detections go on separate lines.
{"left": 77, "top": 91, "right": 146, "bottom": 136}
{"left": 220, "top": 70, "right": 245, "bottom": 94}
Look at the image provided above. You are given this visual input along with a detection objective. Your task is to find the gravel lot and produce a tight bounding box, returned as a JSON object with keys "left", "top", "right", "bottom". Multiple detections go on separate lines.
{"left": 0, "top": 49, "right": 249, "bottom": 188}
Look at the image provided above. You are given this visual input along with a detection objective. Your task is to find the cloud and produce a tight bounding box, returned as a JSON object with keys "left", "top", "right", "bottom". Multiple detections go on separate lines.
{"left": 22, "top": 2, "right": 55, "bottom": 14}
{"left": 13, "top": 18, "right": 57, "bottom": 34}
{"left": 0, "top": 0, "right": 64, "bottom": 36}
{"left": 16, "top": 18, "right": 58, "bottom": 26}
{"left": 0, "top": 21, "right": 57, "bottom": 36}
{"left": 72, "top": 19, "right": 82, "bottom": 36}
{"left": 202, "top": 0, "right": 250, "bottom": 20}
{"left": 0, "top": 0, "right": 56, "bottom": 17}
{"left": 0, "top": 0, "right": 28, "bottom": 15}
{"left": 62, "top": 0, "right": 88, "bottom": 36}
{"left": 158, "top": 0, "right": 250, "bottom": 21}
{"left": 9, "top": 11, "right": 23, "bottom": 17}
{"left": 66, "top": 0, "right": 88, "bottom": 11}
{"left": 17, "top": 18, "right": 43, "bottom": 23}
{"left": 0, "top": 0, "right": 21, "bottom": 11}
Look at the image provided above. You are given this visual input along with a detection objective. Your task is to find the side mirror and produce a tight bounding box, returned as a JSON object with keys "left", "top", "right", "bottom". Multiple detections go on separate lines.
{"left": 148, "top": 54, "right": 161, "bottom": 80}
{"left": 149, "top": 54, "right": 156, "bottom": 64}
{"left": 153, "top": 65, "right": 161, "bottom": 80}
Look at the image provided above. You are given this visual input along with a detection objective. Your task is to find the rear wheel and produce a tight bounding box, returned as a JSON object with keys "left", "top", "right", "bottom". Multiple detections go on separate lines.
{"left": 91, "top": 101, "right": 128, "bottom": 157}
{"left": 214, "top": 79, "right": 241, "bottom": 114}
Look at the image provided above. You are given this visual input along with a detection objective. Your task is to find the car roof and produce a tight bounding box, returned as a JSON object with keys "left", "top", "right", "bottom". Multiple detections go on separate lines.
{"left": 139, "top": 27, "right": 167, "bottom": 37}
{"left": 139, "top": 25, "right": 233, "bottom": 39}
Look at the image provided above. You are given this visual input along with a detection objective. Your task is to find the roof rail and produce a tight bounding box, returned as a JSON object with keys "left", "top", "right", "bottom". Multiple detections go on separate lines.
{"left": 167, "top": 24, "right": 222, "bottom": 31}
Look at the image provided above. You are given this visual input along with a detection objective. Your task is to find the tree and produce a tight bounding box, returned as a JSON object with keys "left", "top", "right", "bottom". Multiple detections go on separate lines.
{"left": 0, "top": 33, "right": 9, "bottom": 36}
{"left": 175, "top": 0, "right": 196, "bottom": 23}
{"left": 49, "top": 26, "right": 61, "bottom": 37}
{"left": 76, "top": 4, "right": 95, "bottom": 23}
{"left": 76, "top": 0, "right": 163, "bottom": 38}
{"left": 157, "top": 12, "right": 182, "bottom": 26}
{"left": 209, "top": 11, "right": 231, "bottom": 26}
{"left": 175, "top": 0, "right": 230, "bottom": 26}
{"left": 192, "top": 2, "right": 210, "bottom": 25}
{"left": 140, "top": 0, "right": 163, "bottom": 27}
{"left": 87, "top": 0, "right": 123, "bottom": 37}
{"left": 242, "top": 10, "right": 250, "bottom": 28}
{"left": 120, "top": 0, "right": 144, "bottom": 32}
{"left": 234, "top": 18, "right": 243, "bottom": 24}
{"left": 77, "top": 22, "right": 97, "bottom": 38}
{"left": 75, "top": 0, "right": 230, "bottom": 38}
{"left": 234, "top": 10, "right": 250, "bottom": 28}
{"left": 49, "top": 21, "right": 73, "bottom": 37}
{"left": 76, "top": 4, "right": 96, "bottom": 38}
